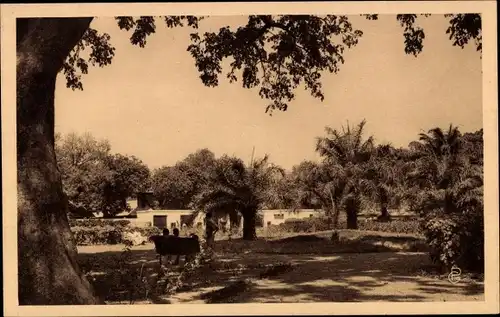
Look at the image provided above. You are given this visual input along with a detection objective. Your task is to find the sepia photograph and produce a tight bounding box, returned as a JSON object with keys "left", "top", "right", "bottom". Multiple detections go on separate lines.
{"left": 2, "top": 1, "right": 499, "bottom": 316}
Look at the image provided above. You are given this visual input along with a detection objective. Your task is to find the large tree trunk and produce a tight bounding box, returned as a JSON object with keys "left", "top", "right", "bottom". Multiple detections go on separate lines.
{"left": 324, "top": 206, "right": 337, "bottom": 230}
{"left": 332, "top": 203, "right": 340, "bottom": 229}
{"left": 242, "top": 210, "right": 257, "bottom": 240}
{"left": 17, "top": 18, "right": 100, "bottom": 305}
{"left": 380, "top": 205, "right": 389, "bottom": 218}
{"left": 346, "top": 210, "right": 358, "bottom": 229}
{"left": 378, "top": 204, "right": 391, "bottom": 221}
{"left": 377, "top": 193, "right": 391, "bottom": 222}
{"left": 344, "top": 194, "right": 360, "bottom": 229}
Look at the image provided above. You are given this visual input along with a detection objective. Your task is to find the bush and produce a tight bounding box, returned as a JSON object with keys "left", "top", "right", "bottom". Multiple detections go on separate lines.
{"left": 71, "top": 225, "right": 161, "bottom": 246}
{"left": 358, "top": 218, "right": 421, "bottom": 235}
{"left": 280, "top": 217, "right": 332, "bottom": 233}
{"left": 275, "top": 215, "right": 421, "bottom": 235}
{"left": 122, "top": 231, "right": 149, "bottom": 246}
{"left": 420, "top": 212, "right": 484, "bottom": 273}
{"left": 69, "top": 218, "right": 132, "bottom": 228}
{"left": 72, "top": 226, "right": 122, "bottom": 245}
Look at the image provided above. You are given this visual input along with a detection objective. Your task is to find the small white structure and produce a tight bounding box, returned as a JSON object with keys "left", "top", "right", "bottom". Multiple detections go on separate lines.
{"left": 261, "top": 209, "right": 324, "bottom": 227}
{"left": 125, "top": 194, "right": 324, "bottom": 230}
{"left": 127, "top": 199, "right": 138, "bottom": 210}
{"left": 135, "top": 209, "right": 204, "bottom": 229}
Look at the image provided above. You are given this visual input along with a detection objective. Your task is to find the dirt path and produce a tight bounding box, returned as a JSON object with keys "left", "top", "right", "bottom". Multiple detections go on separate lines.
{"left": 169, "top": 252, "right": 484, "bottom": 303}
{"left": 78, "top": 245, "right": 484, "bottom": 303}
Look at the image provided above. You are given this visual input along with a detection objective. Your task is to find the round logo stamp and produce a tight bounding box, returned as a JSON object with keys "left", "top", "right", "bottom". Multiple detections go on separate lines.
{"left": 448, "top": 265, "right": 462, "bottom": 284}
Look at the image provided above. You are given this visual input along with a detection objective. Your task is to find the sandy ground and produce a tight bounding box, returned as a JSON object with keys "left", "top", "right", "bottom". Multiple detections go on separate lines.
{"left": 78, "top": 244, "right": 484, "bottom": 304}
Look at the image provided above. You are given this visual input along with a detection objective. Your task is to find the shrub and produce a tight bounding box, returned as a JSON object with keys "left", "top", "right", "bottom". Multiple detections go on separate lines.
{"left": 71, "top": 225, "right": 161, "bottom": 246}
{"left": 122, "top": 231, "right": 149, "bottom": 246}
{"left": 274, "top": 215, "right": 421, "bottom": 235}
{"left": 279, "top": 217, "right": 331, "bottom": 233}
{"left": 69, "top": 218, "right": 132, "bottom": 228}
{"left": 412, "top": 158, "right": 484, "bottom": 273}
{"left": 420, "top": 212, "right": 484, "bottom": 273}
{"left": 72, "top": 225, "right": 122, "bottom": 245}
{"left": 357, "top": 218, "right": 421, "bottom": 235}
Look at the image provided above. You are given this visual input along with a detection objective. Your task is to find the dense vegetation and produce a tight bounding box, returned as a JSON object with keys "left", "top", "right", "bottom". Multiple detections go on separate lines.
{"left": 58, "top": 122, "right": 483, "bottom": 273}
{"left": 56, "top": 132, "right": 151, "bottom": 217}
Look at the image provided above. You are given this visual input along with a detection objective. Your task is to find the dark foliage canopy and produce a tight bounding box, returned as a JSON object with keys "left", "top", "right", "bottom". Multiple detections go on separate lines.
{"left": 61, "top": 14, "right": 481, "bottom": 113}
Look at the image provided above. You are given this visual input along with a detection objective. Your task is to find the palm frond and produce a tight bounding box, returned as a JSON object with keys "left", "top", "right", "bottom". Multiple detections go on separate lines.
{"left": 352, "top": 119, "right": 367, "bottom": 152}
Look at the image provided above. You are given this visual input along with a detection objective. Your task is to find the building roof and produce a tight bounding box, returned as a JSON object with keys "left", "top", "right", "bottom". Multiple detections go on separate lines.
{"left": 136, "top": 191, "right": 154, "bottom": 195}
{"left": 113, "top": 209, "right": 138, "bottom": 218}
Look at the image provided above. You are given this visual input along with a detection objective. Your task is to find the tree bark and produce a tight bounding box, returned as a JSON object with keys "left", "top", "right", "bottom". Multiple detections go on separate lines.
{"left": 378, "top": 204, "right": 391, "bottom": 221}
{"left": 380, "top": 206, "right": 389, "bottom": 218}
{"left": 346, "top": 210, "right": 358, "bottom": 229}
{"left": 377, "top": 193, "right": 391, "bottom": 222}
{"left": 343, "top": 194, "right": 359, "bottom": 229}
{"left": 17, "top": 18, "right": 101, "bottom": 305}
{"left": 332, "top": 203, "right": 340, "bottom": 229}
{"left": 242, "top": 210, "right": 257, "bottom": 240}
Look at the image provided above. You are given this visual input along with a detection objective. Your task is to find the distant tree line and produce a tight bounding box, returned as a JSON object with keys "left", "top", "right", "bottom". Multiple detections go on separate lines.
{"left": 57, "top": 122, "right": 483, "bottom": 253}
{"left": 55, "top": 132, "right": 151, "bottom": 218}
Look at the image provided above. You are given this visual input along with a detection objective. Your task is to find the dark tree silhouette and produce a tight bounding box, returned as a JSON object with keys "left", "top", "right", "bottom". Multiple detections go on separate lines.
{"left": 408, "top": 126, "right": 484, "bottom": 272}
{"left": 16, "top": 14, "right": 482, "bottom": 304}
{"left": 17, "top": 18, "right": 99, "bottom": 305}
{"left": 191, "top": 154, "right": 283, "bottom": 240}
{"left": 151, "top": 148, "right": 217, "bottom": 209}
{"left": 55, "top": 132, "right": 150, "bottom": 217}
{"left": 316, "top": 120, "right": 375, "bottom": 229}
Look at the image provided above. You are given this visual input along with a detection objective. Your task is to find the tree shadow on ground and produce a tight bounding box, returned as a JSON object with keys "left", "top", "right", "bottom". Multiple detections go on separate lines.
{"left": 79, "top": 249, "right": 171, "bottom": 304}
{"left": 357, "top": 234, "right": 423, "bottom": 243}
{"left": 78, "top": 243, "right": 484, "bottom": 304}
{"left": 233, "top": 282, "right": 428, "bottom": 303}
{"left": 78, "top": 246, "right": 266, "bottom": 304}
{"left": 215, "top": 232, "right": 428, "bottom": 255}
{"left": 212, "top": 252, "right": 484, "bottom": 303}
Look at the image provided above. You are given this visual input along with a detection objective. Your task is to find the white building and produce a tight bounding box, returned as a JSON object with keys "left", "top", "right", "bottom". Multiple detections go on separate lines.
{"left": 126, "top": 196, "right": 323, "bottom": 229}
{"left": 261, "top": 209, "right": 324, "bottom": 227}
{"left": 134, "top": 209, "right": 204, "bottom": 229}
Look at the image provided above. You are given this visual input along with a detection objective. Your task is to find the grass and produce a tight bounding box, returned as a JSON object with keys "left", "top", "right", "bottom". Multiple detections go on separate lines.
{"left": 215, "top": 228, "right": 428, "bottom": 255}
{"left": 76, "top": 228, "right": 483, "bottom": 304}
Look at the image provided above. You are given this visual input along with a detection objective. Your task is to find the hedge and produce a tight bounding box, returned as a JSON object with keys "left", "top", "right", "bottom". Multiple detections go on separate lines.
{"left": 358, "top": 218, "right": 421, "bottom": 234}
{"left": 275, "top": 215, "right": 421, "bottom": 235}
{"left": 69, "top": 218, "right": 132, "bottom": 228}
{"left": 278, "top": 217, "right": 330, "bottom": 233}
{"left": 70, "top": 220, "right": 161, "bottom": 246}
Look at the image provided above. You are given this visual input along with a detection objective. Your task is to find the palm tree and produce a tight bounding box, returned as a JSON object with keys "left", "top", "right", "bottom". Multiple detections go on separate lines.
{"left": 291, "top": 161, "right": 344, "bottom": 228}
{"left": 418, "top": 124, "right": 462, "bottom": 158}
{"left": 315, "top": 119, "right": 375, "bottom": 229}
{"left": 410, "top": 124, "right": 465, "bottom": 191}
{"left": 360, "top": 144, "right": 397, "bottom": 220}
{"left": 409, "top": 125, "right": 484, "bottom": 271}
{"left": 359, "top": 143, "right": 415, "bottom": 220}
{"left": 414, "top": 152, "right": 484, "bottom": 270}
{"left": 191, "top": 154, "right": 284, "bottom": 240}
{"left": 462, "top": 129, "right": 483, "bottom": 166}
{"left": 316, "top": 119, "right": 375, "bottom": 167}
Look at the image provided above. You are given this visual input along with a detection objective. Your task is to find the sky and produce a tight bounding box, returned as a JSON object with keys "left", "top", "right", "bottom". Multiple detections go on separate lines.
{"left": 54, "top": 15, "right": 482, "bottom": 171}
